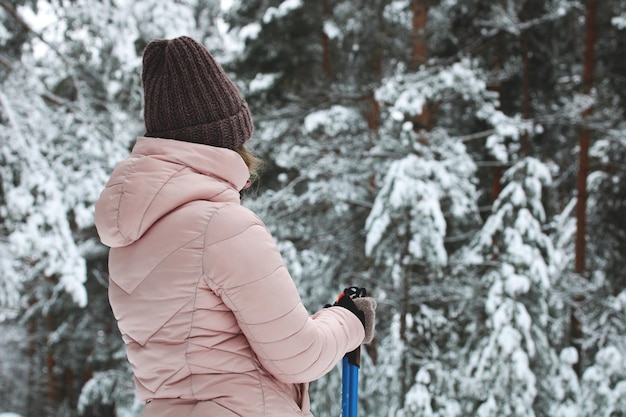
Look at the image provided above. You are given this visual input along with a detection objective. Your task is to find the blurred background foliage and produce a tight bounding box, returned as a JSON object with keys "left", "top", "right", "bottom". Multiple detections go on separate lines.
{"left": 1, "top": 1, "right": 625, "bottom": 416}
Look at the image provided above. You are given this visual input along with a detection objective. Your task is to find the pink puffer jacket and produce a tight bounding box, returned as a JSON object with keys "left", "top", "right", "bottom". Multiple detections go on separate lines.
{"left": 94, "top": 137, "right": 364, "bottom": 416}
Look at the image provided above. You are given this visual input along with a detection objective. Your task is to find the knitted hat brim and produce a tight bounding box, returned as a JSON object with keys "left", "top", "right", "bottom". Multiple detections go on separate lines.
{"left": 145, "top": 101, "right": 253, "bottom": 149}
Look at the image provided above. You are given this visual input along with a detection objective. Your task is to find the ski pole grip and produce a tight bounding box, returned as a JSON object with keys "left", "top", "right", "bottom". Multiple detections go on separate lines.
{"left": 345, "top": 346, "right": 361, "bottom": 367}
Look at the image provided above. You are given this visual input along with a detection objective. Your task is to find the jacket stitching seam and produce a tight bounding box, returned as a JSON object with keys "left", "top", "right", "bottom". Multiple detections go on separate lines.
{"left": 114, "top": 157, "right": 137, "bottom": 242}
{"left": 200, "top": 206, "right": 268, "bottom": 414}
{"left": 183, "top": 273, "right": 202, "bottom": 399}
{"left": 135, "top": 165, "right": 189, "bottom": 236}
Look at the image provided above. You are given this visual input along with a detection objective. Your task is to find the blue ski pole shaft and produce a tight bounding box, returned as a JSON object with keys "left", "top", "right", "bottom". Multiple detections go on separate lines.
{"left": 337, "top": 287, "right": 368, "bottom": 417}
{"left": 341, "top": 346, "right": 360, "bottom": 417}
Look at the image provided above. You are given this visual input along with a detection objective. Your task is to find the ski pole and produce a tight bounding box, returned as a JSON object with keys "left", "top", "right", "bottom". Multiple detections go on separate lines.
{"left": 341, "top": 346, "right": 360, "bottom": 417}
{"left": 341, "top": 287, "right": 367, "bottom": 417}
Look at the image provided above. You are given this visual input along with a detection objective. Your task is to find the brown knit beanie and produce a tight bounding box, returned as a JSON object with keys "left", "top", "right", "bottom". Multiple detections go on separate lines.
{"left": 141, "top": 36, "right": 253, "bottom": 149}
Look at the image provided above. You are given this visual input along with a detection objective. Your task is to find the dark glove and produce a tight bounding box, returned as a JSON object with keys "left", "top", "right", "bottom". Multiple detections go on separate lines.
{"left": 331, "top": 287, "right": 377, "bottom": 344}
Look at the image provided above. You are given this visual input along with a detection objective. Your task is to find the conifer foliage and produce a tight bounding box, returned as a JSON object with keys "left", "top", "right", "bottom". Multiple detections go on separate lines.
{"left": 1, "top": 1, "right": 626, "bottom": 416}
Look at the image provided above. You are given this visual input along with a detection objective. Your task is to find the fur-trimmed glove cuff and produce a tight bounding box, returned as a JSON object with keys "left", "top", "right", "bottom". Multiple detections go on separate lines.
{"left": 353, "top": 297, "right": 376, "bottom": 343}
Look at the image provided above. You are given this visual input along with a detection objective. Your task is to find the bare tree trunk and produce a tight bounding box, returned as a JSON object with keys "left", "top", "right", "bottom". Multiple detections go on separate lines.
{"left": 399, "top": 247, "right": 411, "bottom": 408}
{"left": 575, "top": 0, "right": 597, "bottom": 275}
{"left": 492, "top": 165, "right": 503, "bottom": 200}
{"left": 411, "top": 0, "right": 428, "bottom": 67}
{"left": 365, "top": 94, "right": 381, "bottom": 133}
{"left": 490, "top": 54, "right": 504, "bottom": 200}
{"left": 26, "top": 303, "right": 37, "bottom": 417}
{"left": 521, "top": 14, "right": 531, "bottom": 157}
{"left": 364, "top": 6, "right": 384, "bottom": 142}
{"left": 45, "top": 312, "right": 58, "bottom": 406}
{"left": 410, "top": 0, "right": 432, "bottom": 133}
{"left": 572, "top": 0, "right": 598, "bottom": 377}
{"left": 321, "top": 0, "right": 331, "bottom": 78}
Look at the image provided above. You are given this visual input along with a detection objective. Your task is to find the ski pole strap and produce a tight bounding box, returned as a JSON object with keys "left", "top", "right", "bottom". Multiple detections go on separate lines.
{"left": 344, "top": 286, "right": 367, "bottom": 299}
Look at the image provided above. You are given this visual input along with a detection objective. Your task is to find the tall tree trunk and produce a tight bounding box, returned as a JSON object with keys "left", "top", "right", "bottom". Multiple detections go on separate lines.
{"left": 399, "top": 245, "right": 411, "bottom": 408}
{"left": 26, "top": 300, "right": 37, "bottom": 417}
{"left": 321, "top": 0, "right": 332, "bottom": 78}
{"left": 490, "top": 55, "right": 504, "bottom": 200}
{"left": 365, "top": 94, "right": 381, "bottom": 134}
{"left": 46, "top": 311, "right": 58, "bottom": 406}
{"left": 492, "top": 165, "right": 503, "bottom": 200}
{"left": 521, "top": 13, "right": 531, "bottom": 157}
{"left": 410, "top": 0, "right": 432, "bottom": 133}
{"left": 575, "top": 0, "right": 597, "bottom": 275}
{"left": 364, "top": 6, "right": 384, "bottom": 142}
{"left": 411, "top": 0, "right": 428, "bottom": 67}
{"left": 571, "top": 0, "right": 598, "bottom": 377}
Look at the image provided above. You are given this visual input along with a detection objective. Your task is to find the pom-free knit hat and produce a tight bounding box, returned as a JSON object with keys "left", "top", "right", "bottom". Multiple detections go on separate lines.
{"left": 141, "top": 36, "right": 253, "bottom": 149}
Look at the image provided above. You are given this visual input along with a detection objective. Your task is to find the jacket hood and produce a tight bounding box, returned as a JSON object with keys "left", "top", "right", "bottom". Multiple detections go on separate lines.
{"left": 94, "top": 137, "right": 249, "bottom": 248}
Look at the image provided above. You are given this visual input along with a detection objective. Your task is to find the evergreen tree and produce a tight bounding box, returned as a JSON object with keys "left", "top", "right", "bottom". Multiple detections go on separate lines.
{"left": 549, "top": 347, "right": 581, "bottom": 417}
{"left": 0, "top": 1, "right": 223, "bottom": 415}
{"left": 452, "top": 158, "right": 557, "bottom": 417}
{"left": 1, "top": 1, "right": 625, "bottom": 416}
{"left": 579, "top": 345, "right": 626, "bottom": 416}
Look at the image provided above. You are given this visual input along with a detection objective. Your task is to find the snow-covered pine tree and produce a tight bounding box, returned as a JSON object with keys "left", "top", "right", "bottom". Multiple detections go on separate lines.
{"left": 0, "top": 1, "right": 139, "bottom": 413}
{"left": 454, "top": 157, "right": 558, "bottom": 417}
{"left": 549, "top": 289, "right": 626, "bottom": 416}
{"left": 538, "top": 0, "right": 626, "bottom": 398}
{"left": 1, "top": 1, "right": 626, "bottom": 416}
{"left": 578, "top": 336, "right": 626, "bottom": 416}
{"left": 366, "top": 22, "right": 544, "bottom": 406}
{"left": 0, "top": 1, "right": 223, "bottom": 415}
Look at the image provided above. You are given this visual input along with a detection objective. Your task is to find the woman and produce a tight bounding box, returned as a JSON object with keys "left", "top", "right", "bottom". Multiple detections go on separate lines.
{"left": 94, "top": 36, "right": 375, "bottom": 417}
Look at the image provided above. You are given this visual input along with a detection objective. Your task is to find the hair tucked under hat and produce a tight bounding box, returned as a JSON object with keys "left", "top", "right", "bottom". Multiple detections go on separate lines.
{"left": 141, "top": 36, "right": 253, "bottom": 149}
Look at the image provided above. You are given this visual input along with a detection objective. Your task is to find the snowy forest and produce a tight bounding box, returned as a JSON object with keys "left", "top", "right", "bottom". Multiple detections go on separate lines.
{"left": 1, "top": 0, "right": 626, "bottom": 416}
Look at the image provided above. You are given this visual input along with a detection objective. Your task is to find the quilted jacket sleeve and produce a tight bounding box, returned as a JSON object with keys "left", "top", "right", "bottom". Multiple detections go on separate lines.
{"left": 202, "top": 204, "right": 365, "bottom": 384}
